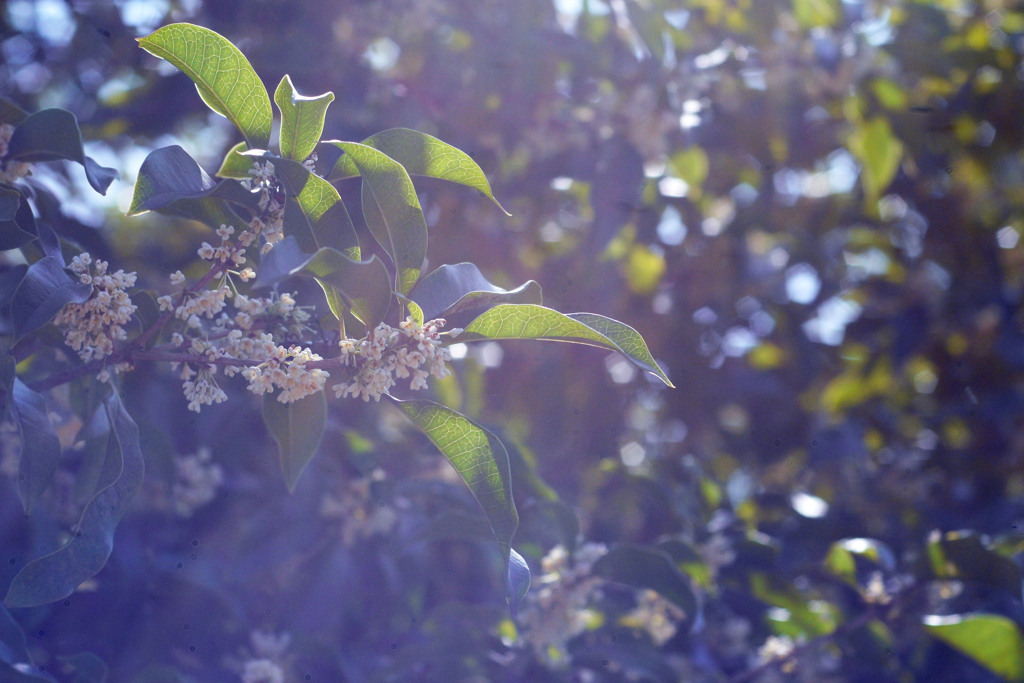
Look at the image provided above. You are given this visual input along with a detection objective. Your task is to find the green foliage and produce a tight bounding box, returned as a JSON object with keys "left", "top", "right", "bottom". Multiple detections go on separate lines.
{"left": 924, "top": 614, "right": 1024, "bottom": 681}
{"left": 137, "top": 23, "right": 272, "bottom": 149}
{"left": 274, "top": 75, "right": 334, "bottom": 163}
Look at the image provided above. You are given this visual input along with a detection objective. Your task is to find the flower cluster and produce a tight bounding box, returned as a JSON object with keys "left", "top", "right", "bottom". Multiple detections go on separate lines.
{"left": 319, "top": 469, "right": 399, "bottom": 546}
{"left": 230, "top": 630, "right": 291, "bottom": 683}
{"left": 0, "top": 123, "right": 31, "bottom": 183}
{"left": 171, "top": 447, "right": 224, "bottom": 517}
{"left": 517, "top": 542, "right": 608, "bottom": 665}
{"left": 333, "top": 317, "right": 454, "bottom": 402}
{"left": 240, "top": 161, "right": 286, "bottom": 254}
{"left": 621, "top": 589, "right": 687, "bottom": 646}
{"left": 54, "top": 253, "right": 137, "bottom": 379}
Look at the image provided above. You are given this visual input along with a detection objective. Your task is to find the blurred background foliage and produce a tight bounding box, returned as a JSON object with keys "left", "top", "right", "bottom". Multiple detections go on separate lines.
{"left": 2, "top": 0, "right": 1024, "bottom": 680}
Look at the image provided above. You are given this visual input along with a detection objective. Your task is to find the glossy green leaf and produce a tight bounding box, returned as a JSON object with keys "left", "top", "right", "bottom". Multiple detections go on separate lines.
{"left": 327, "top": 141, "right": 427, "bottom": 293}
{"left": 4, "top": 393, "right": 145, "bottom": 608}
{"left": 137, "top": 23, "right": 272, "bottom": 149}
{"left": 409, "top": 262, "right": 542, "bottom": 325}
{"left": 290, "top": 247, "right": 392, "bottom": 328}
{"left": 849, "top": 117, "right": 903, "bottom": 203}
{"left": 6, "top": 109, "right": 117, "bottom": 195}
{"left": 328, "top": 128, "right": 508, "bottom": 214}
{"left": 11, "top": 256, "right": 93, "bottom": 339}
{"left": 392, "top": 398, "right": 518, "bottom": 545}
{"left": 264, "top": 154, "right": 360, "bottom": 260}
{"left": 262, "top": 389, "right": 326, "bottom": 493}
{"left": 924, "top": 613, "right": 1024, "bottom": 681}
{"left": 460, "top": 304, "right": 672, "bottom": 387}
{"left": 215, "top": 141, "right": 254, "bottom": 179}
{"left": 274, "top": 75, "right": 334, "bottom": 162}
{"left": 592, "top": 545, "right": 697, "bottom": 631}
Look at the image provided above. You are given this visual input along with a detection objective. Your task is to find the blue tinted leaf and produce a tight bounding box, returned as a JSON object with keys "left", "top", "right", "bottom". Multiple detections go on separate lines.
{"left": 409, "top": 262, "right": 541, "bottom": 324}
{"left": 4, "top": 393, "right": 145, "bottom": 608}
{"left": 290, "top": 248, "right": 392, "bottom": 328}
{"left": 11, "top": 256, "right": 92, "bottom": 339}
{"left": 262, "top": 390, "right": 326, "bottom": 493}
{"left": 10, "top": 377, "right": 62, "bottom": 514}
{"left": 6, "top": 109, "right": 117, "bottom": 195}
{"left": 506, "top": 548, "right": 532, "bottom": 616}
{"left": 593, "top": 545, "right": 697, "bottom": 631}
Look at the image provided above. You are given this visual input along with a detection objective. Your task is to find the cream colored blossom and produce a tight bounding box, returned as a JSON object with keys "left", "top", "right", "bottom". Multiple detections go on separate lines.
{"left": 54, "top": 253, "right": 137, "bottom": 374}
{"left": 332, "top": 317, "right": 452, "bottom": 401}
{"left": 172, "top": 447, "right": 224, "bottom": 516}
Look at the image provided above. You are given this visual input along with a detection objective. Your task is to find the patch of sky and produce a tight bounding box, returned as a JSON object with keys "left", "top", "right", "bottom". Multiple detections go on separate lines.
{"left": 656, "top": 206, "right": 687, "bottom": 246}
{"left": 119, "top": 0, "right": 169, "bottom": 32}
{"left": 786, "top": 263, "right": 821, "bottom": 304}
{"left": 803, "top": 295, "right": 863, "bottom": 345}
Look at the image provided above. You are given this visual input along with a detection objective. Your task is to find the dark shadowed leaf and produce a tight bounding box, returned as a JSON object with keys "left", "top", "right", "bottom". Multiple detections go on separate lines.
{"left": 327, "top": 128, "right": 508, "bottom": 214}
{"left": 8, "top": 376, "right": 62, "bottom": 514}
{"left": 327, "top": 141, "right": 426, "bottom": 294}
{"left": 928, "top": 531, "right": 1022, "bottom": 595}
{"left": 460, "top": 304, "right": 673, "bottom": 386}
{"left": 137, "top": 23, "right": 272, "bottom": 149}
{"left": 0, "top": 601, "right": 51, "bottom": 681}
{"left": 274, "top": 75, "right": 334, "bottom": 162}
{"left": 924, "top": 613, "right": 1024, "bottom": 681}
{"left": 0, "top": 186, "right": 34, "bottom": 250}
{"left": 290, "top": 248, "right": 391, "bottom": 328}
{"left": 4, "top": 393, "right": 144, "bottom": 608}
{"left": 593, "top": 545, "right": 697, "bottom": 631}
{"left": 409, "top": 262, "right": 542, "bottom": 324}
{"left": 0, "top": 97, "right": 29, "bottom": 125}
{"left": 5, "top": 109, "right": 117, "bottom": 195}
{"left": 11, "top": 255, "right": 92, "bottom": 339}
{"left": 262, "top": 390, "right": 326, "bottom": 493}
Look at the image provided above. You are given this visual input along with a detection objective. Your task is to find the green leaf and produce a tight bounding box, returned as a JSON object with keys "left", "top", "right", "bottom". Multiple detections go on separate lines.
{"left": 327, "top": 141, "right": 427, "bottom": 294}
{"left": 924, "top": 614, "right": 1024, "bottom": 681}
{"left": 137, "top": 23, "right": 272, "bottom": 149}
{"left": 792, "top": 0, "right": 840, "bottom": 28}
{"left": 409, "top": 262, "right": 542, "bottom": 325}
{"left": 6, "top": 109, "right": 117, "bottom": 195}
{"left": 592, "top": 545, "right": 697, "bottom": 631}
{"left": 215, "top": 141, "right": 254, "bottom": 179}
{"left": 290, "top": 248, "right": 392, "bottom": 328}
{"left": 8, "top": 376, "right": 62, "bottom": 514}
{"left": 274, "top": 75, "right": 334, "bottom": 162}
{"left": 262, "top": 389, "right": 326, "bottom": 493}
{"left": 928, "top": 530, "right": 1022, "bottom": 595}
{"left": 392, "top": 397, "right": 518, "bottom": 545}
{"left": 460, "top": 304, "right": 673, "bottom": 387}
{"left": 11, "top": 255, "right": 93, "bottom": 339}
{"left": 328, "top": 128, "right": 508, "bottom": 215}
{"left": 848, "top": 117, "right": 903, "bottom": 203}
{"left": 263, "top": 154, "right": 359, "bottom": 260}
{"left": 4, "top": 393, "right": 145, "bottom": 608}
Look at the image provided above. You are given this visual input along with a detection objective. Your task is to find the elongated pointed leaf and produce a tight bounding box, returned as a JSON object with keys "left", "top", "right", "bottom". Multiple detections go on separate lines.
{"left": 291, "top": 248, "right": 391, "bottom": 327}
{"left": 263, "top": 154, "right": 359, "bottom": 259}
{"left": 4, "top": 393, "right": 144, "bottom": 608}
{"left": 327, "top": 128, "right": 508, "bottom": 215}
{"left": 328, "top": 141, "right": 426, "bottom": 294}
{"left": 11, "top": 256, "right": 93, "bottom": 339}
{"left": 593, "top": 545, "right": 697, "bottom": 631}
{"left": 137, "top": 23, "right": 272, "bottom": 149}
{"left": 6, "top": 109, "right": 117, "bottom": 195}
{"left": 216, "top": 141, "right": 254, "bottom": 179}
{"left": 460, "top": 304, "right": 673, "bottom": 387}
{"left": 392, "top": 398, "right": 518, "bottom": 545}
{"left": 10, "top": 378, "right": 62, "bottom": 514}
{"left": 409, "top": 262, "right": 542, "bottom": 324}
{"left": 506, "top": 548, "right": 532, "bottom": 617}
{"left": 262, "top": 389, "right": 326, "bottom": 493}
{"left": 924, "top": 613, "right": 1024, "bottom": 681}
{"left": 274, "top": 75, "right": 334, "bottom": 162}
{"left": 849, "top": 117, "right": 902, "bottom": 203}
